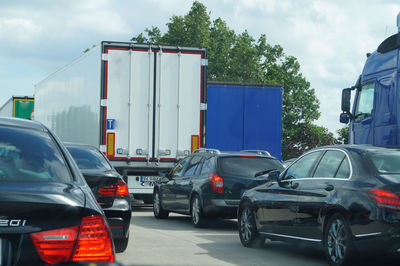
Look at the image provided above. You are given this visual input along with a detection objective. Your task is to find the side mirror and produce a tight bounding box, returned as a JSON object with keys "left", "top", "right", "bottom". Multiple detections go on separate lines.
{"left": 341, "top": 88, "right": 351, "bottom": 113}
{"left": 267, "top": 170, "right": 280, "bottom": 182}
{"left": 340, "top": 113, "right": 350, "bottom": 124}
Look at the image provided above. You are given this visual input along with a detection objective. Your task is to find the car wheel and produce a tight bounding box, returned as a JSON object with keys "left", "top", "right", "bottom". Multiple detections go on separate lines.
{"left": 238, "top": 202, "right": 264, "bottom": 248}
{"left": 324, "top": 213, "right": 354, "bottom": 266}
{"left": 191, "top": 195, "right": 206, "bottom": 227}
{"left": 153, "top": 189, "right": 169, "bottom": 219}
{"left": 114, "top": 232, "right": 129, "bottom": 253}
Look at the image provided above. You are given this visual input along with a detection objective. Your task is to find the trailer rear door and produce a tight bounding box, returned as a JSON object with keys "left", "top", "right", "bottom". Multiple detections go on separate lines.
{"left": 102, "top": 44, "right": 206, "bottom": 163}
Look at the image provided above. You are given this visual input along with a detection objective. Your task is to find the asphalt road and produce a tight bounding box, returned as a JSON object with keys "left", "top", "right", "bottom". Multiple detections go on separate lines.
{"left": 116, "top": 206, "right": 398, "bottom": 266}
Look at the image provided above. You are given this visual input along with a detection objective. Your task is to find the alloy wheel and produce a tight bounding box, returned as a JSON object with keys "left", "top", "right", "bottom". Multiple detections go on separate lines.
{"left": 192, "top": 197, "right": 200, "bottom": 225}
{"left": 327, "top": 218, "right": 347, "bottom": 263}
{"left": 240, "top": 207, "right": 253, "bottom": 242}
{"left": 153, "top": 192, "right": 160, "bottom": 216}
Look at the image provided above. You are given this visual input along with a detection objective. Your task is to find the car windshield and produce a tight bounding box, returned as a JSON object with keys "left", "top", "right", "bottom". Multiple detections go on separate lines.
{"left": 219, "top": 156, "right": 283, "bottom": 177}
{"left": 368, "top": 151, "right": 400, "bottom": 174}
{"left": 67, "top": 146, "right": 112, "bottom": 171}
{"left": 0, "top": 126, "right": 72, "bottom": 182}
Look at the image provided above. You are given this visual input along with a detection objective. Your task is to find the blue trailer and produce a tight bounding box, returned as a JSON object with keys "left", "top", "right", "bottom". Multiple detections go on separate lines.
{"left": 206, "top": 82, "right": 282, "bottom": 160}
{"left": 340, "top": 13, "right": 400, "bottom": 147}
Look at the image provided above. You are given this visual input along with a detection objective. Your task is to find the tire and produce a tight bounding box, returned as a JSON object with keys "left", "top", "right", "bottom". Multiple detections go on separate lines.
{"left": 324, "top": 213, "right": 354, "bottom": 266}
{"left": 238, "top": 202, "right": 264, "bottom": 248}
{"left": 114, "top": 232, "right": 129, "bottom": 253}
{"left": 191, "top": 195, "right": 206, "bottom": 228}
{"left": 153, "top": 189, "right": 169, "bottom": 219}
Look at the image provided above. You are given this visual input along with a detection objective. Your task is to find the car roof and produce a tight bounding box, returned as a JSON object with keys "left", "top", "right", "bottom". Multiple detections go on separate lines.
{"left": 64, "top": 142, "right": 98, "bottom": 150}
{"left": 0, "top": 117, "right": 46, "bottom": 131}
{"left": 192, "top": 150, "right": 278, "bottom": 160}
{"left": 311, "top": 144, "right": 400, "bottom": 154}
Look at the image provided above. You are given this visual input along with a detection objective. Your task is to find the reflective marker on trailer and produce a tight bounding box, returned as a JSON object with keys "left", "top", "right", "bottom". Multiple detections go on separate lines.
{"left": 107, "top": 133, "right": 115, "bottom": 157}
{"left": 191, "top": 135, "right": 200, "bottom": 153}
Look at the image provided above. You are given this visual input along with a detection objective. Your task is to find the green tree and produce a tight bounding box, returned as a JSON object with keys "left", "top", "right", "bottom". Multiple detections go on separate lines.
{"left": 337, "top": 126, "right": 349, "bottom": 144}
{"left": 131, "top": 1, "right": 334, "bottom": 159}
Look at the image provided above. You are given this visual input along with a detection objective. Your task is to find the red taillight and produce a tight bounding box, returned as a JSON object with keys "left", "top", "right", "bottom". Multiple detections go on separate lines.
{"left": 98, "top": 179, "right": 129, "bottom": 197}
{"left": 30, "top": 226, "right": 78, "bottom": 264}
{"left": 368, "top": 188, "right": 400, "bottom": 211}
{"left": 209, "top": 173, "right": 223, "bottom": 193}
{"left": 72, "top": 216, "right": 114, "bottom": 262}
{"left": 31, "top": 215, "right": 114, "bottom": 264}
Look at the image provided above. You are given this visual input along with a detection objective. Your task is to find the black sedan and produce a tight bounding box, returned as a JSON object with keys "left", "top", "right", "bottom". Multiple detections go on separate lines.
{"left": 153, "top": 148, "right": 284, "bottom": 227}
{"left": 238, "top": 145, "right": 400, "bottom": 265}
{"left": 65, "top": 143, "right": 132, "bottom": 253}
{"left": 0, "top": 117, "right": 114, "bottom": 265}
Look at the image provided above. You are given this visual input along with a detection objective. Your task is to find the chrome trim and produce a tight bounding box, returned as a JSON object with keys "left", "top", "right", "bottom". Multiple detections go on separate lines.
{"left": 355, "top": 232, "right": 382, "bottom": 238}
{"left": 282, "top": 148, "right": 353, "bottom": 181}
{"left": 260, "top": 232, "right": 322, "bottom": 242}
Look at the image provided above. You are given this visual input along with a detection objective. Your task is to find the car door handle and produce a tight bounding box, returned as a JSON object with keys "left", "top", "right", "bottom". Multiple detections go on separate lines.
{"left": 325, "top": 184, "right": 334, "bottom": 191}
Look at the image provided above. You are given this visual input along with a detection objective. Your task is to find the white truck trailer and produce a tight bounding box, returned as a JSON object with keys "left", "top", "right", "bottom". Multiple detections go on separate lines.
{"left": 34, "top": 41, "right": 207, "bottom": 203}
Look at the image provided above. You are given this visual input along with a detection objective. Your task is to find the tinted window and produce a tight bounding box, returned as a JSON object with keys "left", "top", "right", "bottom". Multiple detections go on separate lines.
{"left": 285, "top": 151, "right": 323, "bottom": 179}
{"left": 171, "top": 157, "right": 191, "bottom": 177}
{"left": 314, "top": 150, "right": 346, "bottom": 178}
{"left": 0, "top": 126, "right": 71, "bottom": 182}
{"left": 184, "top": 156, "right": 202, "bottom": 176}
{"left": 218, "top": 156, "right": 283, "bottom": 177}
{"left": 336, "top": 158, "right": 350, "bottom": 178}
{"left": 201, "top": 157, "right": 214, "bottom": 175}
{"left": 67, "top": 146, "right": 112, "bottom": 170}
{"left": 368, "top": 151, "right": 400, "bottom": 174}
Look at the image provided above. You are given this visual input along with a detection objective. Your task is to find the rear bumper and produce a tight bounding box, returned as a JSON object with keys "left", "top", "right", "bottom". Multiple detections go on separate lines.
{"left": 202, "top": 199, "right": 239, "bottom": 218}
{"left": 103, "top": 198, "right": 131, "bottom": 239}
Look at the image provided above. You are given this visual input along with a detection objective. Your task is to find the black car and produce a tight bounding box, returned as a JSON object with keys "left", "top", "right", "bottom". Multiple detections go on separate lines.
{"left": 0, "top": 117, "right": 115, "bottom": 265}
{"left": 153, "top": 148, "right": 284, "bottom": 227}
{"left": 238, "top": 145, "right": 400, "bottom": 265}
{"left": 65, "top": 143, "right": 131, "bottom": 253}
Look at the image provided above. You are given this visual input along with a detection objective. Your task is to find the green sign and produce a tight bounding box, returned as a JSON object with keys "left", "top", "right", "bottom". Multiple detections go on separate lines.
{"left": 14, "top": 99, "right": 34, "bottom": 119}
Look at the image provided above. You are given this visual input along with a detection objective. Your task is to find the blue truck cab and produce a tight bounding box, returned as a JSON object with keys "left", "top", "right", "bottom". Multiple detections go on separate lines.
{"left": 340, "top": 13, "right": 400, "bottom": 146}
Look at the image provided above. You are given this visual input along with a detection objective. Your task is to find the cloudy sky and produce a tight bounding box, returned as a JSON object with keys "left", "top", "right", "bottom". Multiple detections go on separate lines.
{"left": 1, "top": 0, "right": 399, "bottom": 134}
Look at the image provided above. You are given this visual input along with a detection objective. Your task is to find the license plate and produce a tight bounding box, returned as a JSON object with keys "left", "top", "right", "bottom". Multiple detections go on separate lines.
{"left": 140, "top": 176, "right": 161, "bottom": 182}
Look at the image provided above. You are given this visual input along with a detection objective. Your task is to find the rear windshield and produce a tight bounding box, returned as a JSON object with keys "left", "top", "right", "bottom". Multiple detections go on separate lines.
{"left": 218, "top": 156, "right": 283, "bottom": 177}
{"left": 0, "top": 126, "right": 72, "bottom": 182}
{"left": 67, "top": 146, "right": 112, "bottom": 171}
{"left": 368, "top": 151, "right": 400, "bottom": 174}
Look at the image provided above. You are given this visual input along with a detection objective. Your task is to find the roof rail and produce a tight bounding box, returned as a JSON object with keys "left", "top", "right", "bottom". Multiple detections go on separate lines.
{"left": 240, "top": 150, "right": 271, "bottom": 156}
{"left": 193, "top": 148, "right": 221, "bottom": 154}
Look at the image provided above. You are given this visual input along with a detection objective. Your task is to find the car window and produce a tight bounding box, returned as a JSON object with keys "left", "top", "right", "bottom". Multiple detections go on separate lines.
{"left": 201, "top": 157, "right": 214, "bottom": 175}
{"left": 335, "top": 157, "right": 350, "bottom": 178}
{"left": 184, "top": 156, "right": 202, "bottom": 176}
{"left": 218, "top": 156, "right": 283, "bottom": 177}
{"left": 0, "top": 126, "right": 72, "bottom": 182}
{"left": 67, "top": 146, "right": 112, "bottom": 170}
{"left": 284, "top": 151, "right": 323, "bottom": 179}
{"left": 313, "top": 150, "right": 347, "bottom": 178}
{"left": 354, "top": 83, "right": 374, "bottom": 122}
{"left": 171, "top": 157, "right": 191, "bottom": 177}
{"left": 368, "top": 151, "right": 400, "bottom": 174}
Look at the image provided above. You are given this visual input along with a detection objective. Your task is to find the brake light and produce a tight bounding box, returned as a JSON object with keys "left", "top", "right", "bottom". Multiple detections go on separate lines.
{"left": 31, "top": 215, "right": 114, "bottom": 264}
{"left": 72, "top": 216, "right": 114, "bottom": 262}
{"left": 368, "top": 189, "right": 400, "bottom": 211}
{"left": 240, "top": 155, "right": 257, "bottom": 158}
{"left": 209, "top": 173, "right": 223, "bottom": 193}
{"left": 98, "top": 179, "right": 129, "bottom": 196}
{"left": 30, "top": 227, "right": 78, "bottom": 264}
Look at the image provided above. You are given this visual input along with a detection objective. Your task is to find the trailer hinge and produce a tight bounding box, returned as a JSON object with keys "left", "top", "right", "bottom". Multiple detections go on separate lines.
{"left": 201, "top": 59, "right": 208, "bottom": 66}
{"left": 200, "top": 103, "right": 207, "bottom": 110}
{"left": 100, "top": 99, "right": 107, "bottom": 107}
{"left": 101, "top": 53, "right": 109, "bottom": 61}
{"left": 99, "top": 145, "right": 106, "bottom": 153}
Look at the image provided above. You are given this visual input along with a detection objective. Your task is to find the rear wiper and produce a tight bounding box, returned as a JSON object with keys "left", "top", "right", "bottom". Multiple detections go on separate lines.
{"left": 254, "top": 168, "right": 277, "bottom": 178}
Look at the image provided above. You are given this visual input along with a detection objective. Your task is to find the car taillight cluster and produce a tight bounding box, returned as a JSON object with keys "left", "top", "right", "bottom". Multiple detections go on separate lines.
{"left": 368, "top": 188, "right": 400, "bottom": 211}
{"left": 98, "top": 179, "right": 129, "bottom": 197}
{"left": 30, "top": 215, "right": 114, "bottom": 264}
{"left": 209, "top": 173, "right": 223, "bottom": 193}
